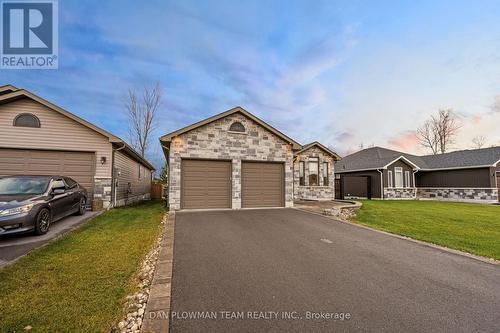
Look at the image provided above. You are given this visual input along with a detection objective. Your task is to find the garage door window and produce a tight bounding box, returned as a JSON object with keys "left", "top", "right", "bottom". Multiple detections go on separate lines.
{"left": 309, "top": 157, "right": 319, "bottom": 186}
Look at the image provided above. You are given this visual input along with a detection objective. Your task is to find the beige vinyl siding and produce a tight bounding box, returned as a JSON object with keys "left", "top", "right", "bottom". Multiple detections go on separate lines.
{"left": 0, "top": 98, "right": 112, "bottom": 178}
{"left": 114, "top": 150, "right": 152, "bottom": 201}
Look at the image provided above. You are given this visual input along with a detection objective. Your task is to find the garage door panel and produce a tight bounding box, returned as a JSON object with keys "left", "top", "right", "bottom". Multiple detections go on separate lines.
{"left": 0, "top": 148, "right": 95, "bottom": 203}
{"left": 241, "top": 161, "right": 284, "bottom": 208}
{"left": 181, "top": 159, "right": 231, "bottom": 209}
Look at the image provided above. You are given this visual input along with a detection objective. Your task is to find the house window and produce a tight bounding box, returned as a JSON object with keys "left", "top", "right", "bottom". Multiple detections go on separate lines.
{"left": 229, "top": 121, "right": 245, "bottom": 132}
{"left": 299, "top": 161, "right": 305, "bottom": 186}
{"left": 13, "top": 113, "right": 40, "bottom": 128}
{"left": 394, "top": 167, "right": 403, "bottom": 188}
{"left": 405, "top": 171, "right": 411, "bottom": 188}
{"left": 308, "top": 157, "right": 319, "bottom": 186}
{"left": 388, "top": 170, "right": 393, "bottom": 188}
{"left": 322, "top": 162, "right": 329, "bottom": 186}
{"left": 138, "top": 164, "right": 142, "bottom": 180}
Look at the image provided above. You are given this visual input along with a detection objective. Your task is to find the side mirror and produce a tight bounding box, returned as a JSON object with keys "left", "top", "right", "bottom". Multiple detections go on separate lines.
{"left": 52, "top": 188, "right": 65, "bottom": 195}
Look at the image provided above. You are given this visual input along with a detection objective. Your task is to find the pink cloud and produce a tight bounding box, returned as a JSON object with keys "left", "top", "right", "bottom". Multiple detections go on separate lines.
{"left": 472, "top": 114, "right": 482, "bottom": 124}
{"left": 387, "top": 131, "right": 419, "bottom": 152}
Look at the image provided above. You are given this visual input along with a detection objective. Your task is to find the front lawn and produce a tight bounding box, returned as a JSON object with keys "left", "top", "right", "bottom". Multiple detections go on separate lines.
{"left": 353, "top": 200, "right": 500, "bottom": 260}
{"left": 0, "top": 201, "right": 165, "bottom": 332}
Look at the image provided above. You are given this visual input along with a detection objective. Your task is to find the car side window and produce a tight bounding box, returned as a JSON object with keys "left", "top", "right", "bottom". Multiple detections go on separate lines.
{"left": 52, "top": 179, "right": 65, "bottom": 189}
{"left": 63, "top": 177, "right": 77, "bottom": 189}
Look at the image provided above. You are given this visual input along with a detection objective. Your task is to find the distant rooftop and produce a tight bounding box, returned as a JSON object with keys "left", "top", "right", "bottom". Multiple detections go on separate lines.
{"left": 336, "top": 146, "right": 500, "bottom": 172}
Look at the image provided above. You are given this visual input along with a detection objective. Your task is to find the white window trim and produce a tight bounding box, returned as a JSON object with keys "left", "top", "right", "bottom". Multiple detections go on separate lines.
{"left": 387, "top": 170, "right": 393, "bottom": 188}
{"left": 394, "top": 167, "right": 403, "bottom": 188}
{"left": 405, "top": 171, "right": 410, "bottom": 188}
{"left": 308, "top": 157, "right": 319, "bottom": 186}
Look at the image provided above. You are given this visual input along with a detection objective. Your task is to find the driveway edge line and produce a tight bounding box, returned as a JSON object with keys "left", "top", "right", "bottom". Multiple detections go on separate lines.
{"left": 0, "top": 211, "right": 102, "bottom": 270}
{"left": 293, "top": 207, "right": 500, "bottom": 266}
{"left": 142, "top": 211, "right": 176, "bottom": 333}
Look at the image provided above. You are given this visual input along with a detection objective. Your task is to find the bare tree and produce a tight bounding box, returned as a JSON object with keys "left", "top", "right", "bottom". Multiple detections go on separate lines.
{"left": 417, "top": 120, "right": 439, "bottom": 154}
{"left": 490, "top": 95, "right": 500, "bottom": 113}
{"left": 471, "top": 135, "right": 486, "bottom": 149}
{"left": 417, "top": 109, "right": 461, "bottom": 154}
{"left": 126, "top": 83, "right": 162, "bottom": 157}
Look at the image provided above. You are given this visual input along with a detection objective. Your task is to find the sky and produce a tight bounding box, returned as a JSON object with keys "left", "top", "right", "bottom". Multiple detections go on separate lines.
{"left": 2, "top": 0, "right": 500, "bottom": 170}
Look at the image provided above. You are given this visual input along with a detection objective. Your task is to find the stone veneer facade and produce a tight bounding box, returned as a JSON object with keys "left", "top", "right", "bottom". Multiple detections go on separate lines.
{"left": 417, "top": 188, "right": 498, "bottom": 203}
{"left": 384, "top": 187, "right": 417, "bottom": 200}
{"left": 93, "top": 177, "right": 112, "bottom": 208}
{"left": 168, "top": 113, "right": 294, "bottom": 210}
{"left": 294, "top": 146, "right": 335, "bottom": 200}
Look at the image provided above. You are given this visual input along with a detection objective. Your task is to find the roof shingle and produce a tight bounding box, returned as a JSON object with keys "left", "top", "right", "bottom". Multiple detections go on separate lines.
{"left": 336, "top": 146, "right": 500, "bottom": 172}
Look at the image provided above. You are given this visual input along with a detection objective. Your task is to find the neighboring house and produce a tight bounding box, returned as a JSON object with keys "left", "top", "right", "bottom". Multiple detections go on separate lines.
{"left": 294, "top": 142, "right": 341, "bottom": 201}
{"left": 0, "top": 85, "right": 155, "bottom": 208}
{"left": 336, "top": 146, "right": 500, "bottom": 203}
{"left": 160, "top": 107, "right": 340, "bottom": 211}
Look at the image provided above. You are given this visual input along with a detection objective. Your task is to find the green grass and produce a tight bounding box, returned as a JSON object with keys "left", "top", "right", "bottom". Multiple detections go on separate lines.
{"left": 0, "top": 201, "right": 165, "bottom": 333}
{"left": 353, "top": 200, "right": 500, "bottom": 260}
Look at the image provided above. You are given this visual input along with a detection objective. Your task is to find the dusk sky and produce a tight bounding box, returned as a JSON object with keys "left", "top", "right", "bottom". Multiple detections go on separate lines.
{"left": 2, "top": 0, "right": 500, "bottom": 169}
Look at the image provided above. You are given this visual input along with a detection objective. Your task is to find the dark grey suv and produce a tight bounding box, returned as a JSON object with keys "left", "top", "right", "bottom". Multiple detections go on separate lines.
{"left": 0, "top": 176, "right": 87, "bottom": 235}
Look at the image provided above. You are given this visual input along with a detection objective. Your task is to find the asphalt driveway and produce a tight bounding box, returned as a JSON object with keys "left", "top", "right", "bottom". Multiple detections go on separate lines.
{"left": 170, "top": 208, "right": 500, "bottom": 333}
{"left": 0, "top": 211, "right": 99, "bottom": 268}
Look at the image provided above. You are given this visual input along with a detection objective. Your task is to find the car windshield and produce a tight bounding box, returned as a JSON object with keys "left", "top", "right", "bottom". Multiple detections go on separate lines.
{"left": 0, "top": 177, "right": 50, "bottom": 195}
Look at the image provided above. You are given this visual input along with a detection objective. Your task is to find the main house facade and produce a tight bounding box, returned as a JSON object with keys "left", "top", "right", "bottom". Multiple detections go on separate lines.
{"left": 336, "top": 146, "right": 500, "bottom": 204}
{"left": 0, "top": 85, "right": 155, "bottom": 208}
{"left": 160, "top": 107, "right": 340, "bottom": 211}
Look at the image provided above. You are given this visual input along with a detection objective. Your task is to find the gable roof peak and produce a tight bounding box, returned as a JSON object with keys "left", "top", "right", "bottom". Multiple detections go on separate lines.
{"left": 296, "top": 141, "right": 341, "bottom": 160}
{"left": 159, "top": 106, "right": 302, "bottom": 149}
{"left": 0, "top": 85, "right": 155, "bottom": 170}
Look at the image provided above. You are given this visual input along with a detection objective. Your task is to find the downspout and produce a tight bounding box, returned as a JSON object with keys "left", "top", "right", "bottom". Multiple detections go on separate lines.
{"left": 377, "top": 169, "right": 384, "bottom": 200}
{"left": 111, "top": 143, "right": 127, "bottom": 208}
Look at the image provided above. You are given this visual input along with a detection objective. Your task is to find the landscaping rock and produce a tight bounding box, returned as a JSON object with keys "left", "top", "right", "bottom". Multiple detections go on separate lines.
{"left": 114, "top": 213, "right": 168, "bottom": 333}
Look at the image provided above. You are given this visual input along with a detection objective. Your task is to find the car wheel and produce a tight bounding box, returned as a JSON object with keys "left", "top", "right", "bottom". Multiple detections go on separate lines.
{"left": 76, "top": 197, "right": 86, "bottom": 216}
{"left": 34, "top": 208, "right": 51, "bottom": 235}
